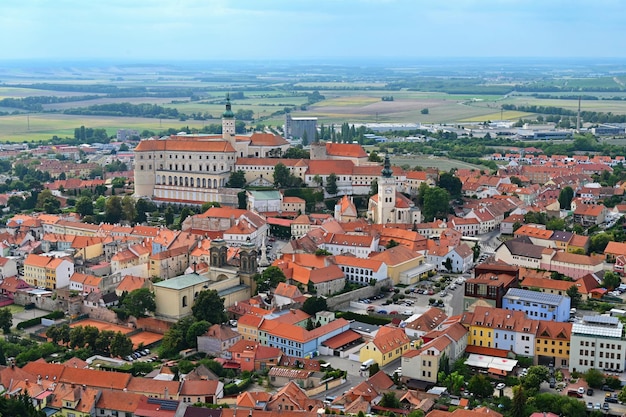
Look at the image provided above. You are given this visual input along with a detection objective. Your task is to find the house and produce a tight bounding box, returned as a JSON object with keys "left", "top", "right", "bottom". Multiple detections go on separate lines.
{"left": 502, "top": 288, "right": 571, "bottom": 322}
{"left": 273, "top": 282, "right": 304, "bottom": 308}
{"left": 115, "top": 275, "right": 152, "bottom": 297}
{"left": 0, "top": 257, "right": 17, "bottom": 279}
{"left": 198, "top": 324, "right": 242, "bottom": 357}
{"left": 227, "top": 340, "right": 283, "bottom": 372}
{"left": 404, "top": 307, "right": 448, "bottom": 338}
{"left": 573, "top": 204, "right": 607, "bottom": 226}
{"left": 540, "top": 250, "right": 605, "bottom": 280}
{"left": 463, "top": 270, "right": 518, "bottom": 310}
{"left": 179, "top": 379, "right": 224, "bottom": 404}
{"left": 519, "top": 274, "right": 599, "bottom": 301}
{"left": 23, "top": 254, "right": 74, "bottom": 289}
{"left": 334, "top": 195, "right": 358, "bottom": 222}
{"left": 359, "top": 325, "right": 411, "bottom": 367}
{"left": 494, "top": 237, "right": 544, "bottom": 270}
{"left": 570, "top": 315, "right": 626, "bottom": 373}
{"left": 96, "top": 390, "right": 143, "bottom": 417}
{"left": 426, "top": 407, "right": 503, "bottom": 417}
{"left": 265, "top": 380, "right": 323, "bottom": 412}
{"left": 535, "top": 321, "right": 571, "bottom": 368}
{"left": 267, "top": 367, "right": 323, "bottom": 388}
{"left": 0, "top": 277, "right": 29, "bottom": 299}
{"left": 371, "top": 245, "right": 430, "bottom": 286}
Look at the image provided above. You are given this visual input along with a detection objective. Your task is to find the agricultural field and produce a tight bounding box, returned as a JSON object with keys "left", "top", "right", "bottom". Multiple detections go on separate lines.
{"left": 390, "top": 155, "right": 484, "bottom": 172}
{"left": 460, "top": 110, "right": 535, "bottom": 122}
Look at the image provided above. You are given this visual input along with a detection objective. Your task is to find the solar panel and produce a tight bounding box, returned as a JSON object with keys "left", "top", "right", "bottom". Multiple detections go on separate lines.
{"left": 147, "top": 398, "right": 179, "bottom": 411}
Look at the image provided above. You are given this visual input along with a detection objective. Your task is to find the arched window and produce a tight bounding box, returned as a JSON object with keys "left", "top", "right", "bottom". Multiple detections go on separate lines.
{"left": 202, "top": 178, "right": 206, "bottom": 187}
{"left": 182, "top": 295, "right": 188, "bottom": 308}
{"left": 213, "top": 179, "right": 217, "bottom": 188}
{"left": 168, "top": 176, "right": 172, "bottom": 185}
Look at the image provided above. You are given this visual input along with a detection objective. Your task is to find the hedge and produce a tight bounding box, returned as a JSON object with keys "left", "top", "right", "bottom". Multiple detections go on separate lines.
{"left": 16, "top": 310, "right": 65, "bottom": 330}
{"left": 335, "top": 311, "right": 391, "bottom": 326}
{"left": 224, "top": 378, "right": 251, "bottom": 395}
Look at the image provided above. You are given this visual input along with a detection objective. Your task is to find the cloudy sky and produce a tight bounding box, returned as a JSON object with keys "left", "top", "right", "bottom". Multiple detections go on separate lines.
{"left": 1, "top": 0, "right": 624, "bottom": 61}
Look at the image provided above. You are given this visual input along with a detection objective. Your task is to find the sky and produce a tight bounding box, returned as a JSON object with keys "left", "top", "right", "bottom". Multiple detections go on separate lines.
{"left": 1, "top": 0, "right": 625, "bottom": 62}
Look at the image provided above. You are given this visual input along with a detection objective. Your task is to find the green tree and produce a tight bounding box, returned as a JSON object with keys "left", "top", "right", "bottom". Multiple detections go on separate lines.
{"left": 227, "top": 170, "right": 247, "bottom": 188}
{"left": 325, "top": 173, "right": 338, "bottom": 195}
{"left": 370, "top": 179, "right": 378, "bottom": 197}
{"left": 511, "top": 385, "right": 526, "bottom": 417}
{"left": 521, "top": 365, "right": 550, "bottom": 394}
{"left": 618, "top": 385, "right": 626, "bottom": 404}
{"left": 603, "top": 271, "right": 621, "bottom": 290}
{"left": 369, "top": 362, "right": 380, "bottom": 377}
{"left": 419, "top": 186, "right": 450, "bottom": 222}
{"left": 186, "top": 320, "right": 211, "bottom": 348}
{"left": 135, "top": 198, "right": 156, "bottom": 224}
{"left": 255, "top": 265, "right": 287, "bottom": 293}
{"left": 302, "top": 297, "right": 328, "bottom": 315}
{"left": 368, "top": 151, "right": 383, "bottom": 163}
{"left": 121, "top": 196, "right": 137, "bottom": 223}
{"left": 164, "top": 205, "right": 175, "bottom": 226}
{"left": 179, "top": 207, "right": 193, "bottom": 227}
{"left": 438, "top": 172, "right": 462, "bottom": 198}
{"left": 379, "top": 392, "right": 400, "bottom": 408}
{"left": 273, "top": 163, "right": 291, "bottom": 187}
{"left": 130, "top": 361, "right": 153, "bottom": 376}
{"left": 110, "top": 331, "right": 133, "bottom": 358}
{"left": 192, "top": 290, "right": 228, "bottom": 324}
{"left": 122, "top": 288, "right": 156, "bottom": 318}
{"left": 439, "top": 371, "right": 465, "bottom": 395}
{"left": 546, "top": 218, "right": 566, "bottom": 231}
{"left": 467, "top": 374, "right": 493, "bottom": 399}
{"left": 558, "top": 186, "right": 574, "bottom": 210}
{"left": 0, "top": 308, "right": 12, "bottom": 333}
{"left": 94, "top": 195, "right": 106, "bottom": 212}
{"left": 584, "top": 368, "right": 605, "bottom": 388}
{"left": 421, "top": 108, "right": 429, "bottom": 114}
{"left": 386, "top": 240, "right": 400, "bottom": 249}
{"left": 567, "top": 285, "right": 582, "bottom": 308}
{"left": 105, "top": 196, "right": 123, "bottom": 224}
{"left": 510, "top": 176, "right": 523, "bottom": 186}
{"left": 589, "top": 232, "right": 611, "bottom": 253}
{"left": 472, "top": 243, "right": 481, "bottom": 262}
{"left": 75, "top": 196, "right": 94, "bottom": 217}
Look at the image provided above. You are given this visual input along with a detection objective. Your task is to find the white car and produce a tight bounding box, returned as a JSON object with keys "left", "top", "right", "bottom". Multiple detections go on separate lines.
{"left": 495, "top": 383, "right": 506, "bottom": 390}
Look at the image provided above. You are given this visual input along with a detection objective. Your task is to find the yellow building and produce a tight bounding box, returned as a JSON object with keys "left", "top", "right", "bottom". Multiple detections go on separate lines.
{"left": 24, "top": 254, "right": 74, "bottom": 289}
{"left": 370, "top": 245, "right": 426, "bottom": 285}
{"left": 149, "top": 245, "right": 189, "bottom": 279}
{"left": 153, "top": 273, "right": 210, "bottom": 320}
{"left": 359, "top": 325, "right": 411, "bottom": 367}
{"left": 535, "top": 321, "right": 571, "bottom": 368}
{"left": 237, "top": 313, "right": 265, "bottom": 342}
{"left": 71, "top": 236, "right": 104, "bottom": 261}
{"left": 23, "top": 254, "right": 49, "bottom": 288}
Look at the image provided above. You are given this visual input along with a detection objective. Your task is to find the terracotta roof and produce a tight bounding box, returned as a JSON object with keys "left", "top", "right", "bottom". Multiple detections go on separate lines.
{"left": 405, "top": 307, "right": 448, "bottom": 332}
{"left": 370, "top": 325, "right": 410, "bottom": 354}
{"left": 135, "top": 137, "right": 236, "bottom": 153}
{"left": 322, "top": 329, "right": 362, "bottom": 349}
{"left": 370, "top": 245, "right": 420, "bottom": 266}
{"left": 427, "top": 407, "right": 502, "bottom": 417}
{"left": 96, "top": 389, "right": 143, "bottom": 413}
{"left": 249, "top": 132, "right": 289, "bottom": 146}
{"left": 180, "top": 379, "right": 221, "bottom": 396}
{"left": 24, "top": 253, "right": 52, "bottom": 268}
{"left": 307, "top": 160, "right": 355, "bottom": 175}
{"left": 536, "top": 320, "right": 572, "bottom": 340}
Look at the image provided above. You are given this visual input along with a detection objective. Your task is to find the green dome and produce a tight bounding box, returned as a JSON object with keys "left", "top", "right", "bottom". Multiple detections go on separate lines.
{"left": 223, "top": 94, "right": 234, "bottom": 118}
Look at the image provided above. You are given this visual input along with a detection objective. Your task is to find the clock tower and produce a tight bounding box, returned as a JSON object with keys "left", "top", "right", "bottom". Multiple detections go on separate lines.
{"left": 377, "top": 153, "right": 396, "bottom": 224}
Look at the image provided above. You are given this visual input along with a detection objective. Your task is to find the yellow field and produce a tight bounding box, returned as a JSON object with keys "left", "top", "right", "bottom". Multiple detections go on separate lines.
{"left": 460, "top": 110, "right": 535, "bottom": 122}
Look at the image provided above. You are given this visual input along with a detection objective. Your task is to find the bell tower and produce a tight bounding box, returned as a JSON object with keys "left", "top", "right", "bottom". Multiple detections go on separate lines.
{"left": 377, "top": 153, "right": 396, "bottom": 224}
{"left": 222, "top": 93, "right": 236, "bottom": 143}
{"left": 239, "top": 240, "right": 258, "bottom": 294}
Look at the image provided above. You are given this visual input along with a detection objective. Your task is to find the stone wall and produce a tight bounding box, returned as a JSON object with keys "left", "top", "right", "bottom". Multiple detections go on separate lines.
{"left": 325, "top": 278, "right": 392, "bottom": 311}
{"left": 80, "top": 305, "right": 120, "bottom": 324}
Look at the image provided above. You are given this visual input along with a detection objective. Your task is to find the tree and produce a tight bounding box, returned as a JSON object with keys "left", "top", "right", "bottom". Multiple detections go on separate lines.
{"left": 584, "top": 368, "right": 605, "bottom": 388}
{"left": 370, "top": 179, "right": 378, "bottom": 197}
{"left": 510, "top": 176, "right": 523, "bottom": 186}
{"left": 386, "top": 240, "right": 400, "bottom": 249}
{"left": 227, "top": 170, "right": 246, "bottom": 188}
{"left": 302, "top": 297, "right": 328, "bottom": 315}
{"left": 603, "top": 271, "right": 621, "bottom": 290}
{"left": 558, "top": 186, "right": 574, "bottom": 210}
{"left": 439, "top": 371, "right": 465, "bottom": 395}
{"left": 179, "top": 207, "right": 193, "bottom": 227}
{"left": 105, "top": 196, "right": 123, "bottom": 224}
{"left": 438, "top": 172, "right": 462, "bottom": 198}
{"left": 379, "top": 392, "right": 400, "bottom": 408}
{"left": 273, "top": 163, "right": 291, "bottom": 187}
{"left": 75, "top": 196, "right": 94, "bottom": 217}
{"left": 546, "top": 218, "right": 566, "bottom": 231}
{"left": 135, "top": 198, "right": 156, "bottom": 224}
{"left": 567, "top": 285, "right": 582, "bottom": 308}
{"left": 368, "top": 151, "right": 383, "bottom": 163}
{"left": 0, "top": 308, "right": 12, "bottom": 333}
{"left": 419, "top": 186, "right": 450, "bottom": 222}
{"left": 444, "top": 258, "right": 452, "bottom": 272}
{"left": 192, "top": 290, "right": 227, "bottom": 324}
{"left": 511, "top": 385, "right": 526, "bottom": 417}
{"left": 618, "top": 385, "right": 626, "bottom": 404}
{"left": 472, "top": 243, "right": 481, "bottom": 261}
{"left": 164, "top": 205, "right": 175, "bottom": 226}
{"left": 186, "top": 320, "right": 211, "bottom": 348}
{"left": 255, "top": 266, "right": 286, "bottom": 293}
{"left": 121, "top": 196, "right": 137, "bottom": 223}
{"left": 122, "top": 288, "right": 156, "bottom": 318}
{"left": 521, "top": 365, "right": 550, "bottom": 393}
{"left": 467, "top": 374, "right": 493, "bottom": 399}
{"left": 325, "top": 173, "right": 338, "bottom": 195}
{"left": 421, "top": 108, "right": 429, "bottom": 114}
{"left": 110, "top": 331, "right": 133, "bottom": 358}
{"left": 589, "top": 232, "right": 611, "bottom": 253}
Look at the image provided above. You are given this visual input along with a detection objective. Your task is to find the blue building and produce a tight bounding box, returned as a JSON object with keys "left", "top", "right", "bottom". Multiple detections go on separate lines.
{"left": 503, "top": 288, "right": 570, "bottom": 322}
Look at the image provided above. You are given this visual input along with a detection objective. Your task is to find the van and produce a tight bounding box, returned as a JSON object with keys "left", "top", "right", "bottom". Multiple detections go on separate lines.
{"left": 360, "top": 359, "right": 375, "bottom": 371}
{"left": 567, "top": 389, "right": 583, "bottom": 398}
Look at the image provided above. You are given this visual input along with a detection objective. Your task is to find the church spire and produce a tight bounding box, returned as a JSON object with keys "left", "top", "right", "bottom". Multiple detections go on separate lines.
{"left": 381, "top": 153, "right": 393, "bottom": 178}
{"left": 223, "top": 93, "right": 234, "bottom": 118}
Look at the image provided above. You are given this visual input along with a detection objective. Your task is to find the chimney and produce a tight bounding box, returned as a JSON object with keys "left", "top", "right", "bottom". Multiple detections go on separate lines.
{"left": 164, "top": 387, "right": 169, "bottom": 399}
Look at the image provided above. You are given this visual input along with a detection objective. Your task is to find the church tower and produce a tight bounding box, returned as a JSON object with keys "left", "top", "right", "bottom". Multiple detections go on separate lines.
{"left": 222, "top": 94, "right": 236, "bottom": 144}
{"left": 239, "top": 240, "right": 258, "bottom": 294}
{"left": 377, "top": 153, "right": 396, "bottom": 224}
{"left": 210, "top": 238, "right": 228, "bottom": 268}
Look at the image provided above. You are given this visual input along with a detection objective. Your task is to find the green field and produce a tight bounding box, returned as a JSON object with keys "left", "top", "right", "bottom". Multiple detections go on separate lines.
{"left": 390, "top": 155, "right": 483, "bottom": 172}
{"left": 3, "top": 64, "right": 626, "bottom": 142}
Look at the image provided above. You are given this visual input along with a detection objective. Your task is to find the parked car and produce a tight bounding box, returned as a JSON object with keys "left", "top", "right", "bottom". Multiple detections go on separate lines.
{"left": 567, "top": 390, "right": 583, "bottom": 398}
{"left": 495, "top": 383, "right": 506, "bottom": 390}
{"left": 605, "top": 396, "right": 618, "bottom": 404}
{"left": 578, "top": 387, "right": 586, "bottom": 395}
{"left": 587, "top": 402, "right": 593, "bottom": 410}
{"left": 587, "top": 388, "right": 594, "bottom": 396}
{"left": 603, "top": 402, "right": 610, "bottom": 411}
{"left": 549, "top": 378, "right": 556, "bottom": 388}
{"left": 602, "top": 385, "right": 615, "bottom": 392}
{"left": 378, "top": 310, "right": 388, "bottom": 315}
{"left": 594, "top": 403, "right": 601, "bottom": 410}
